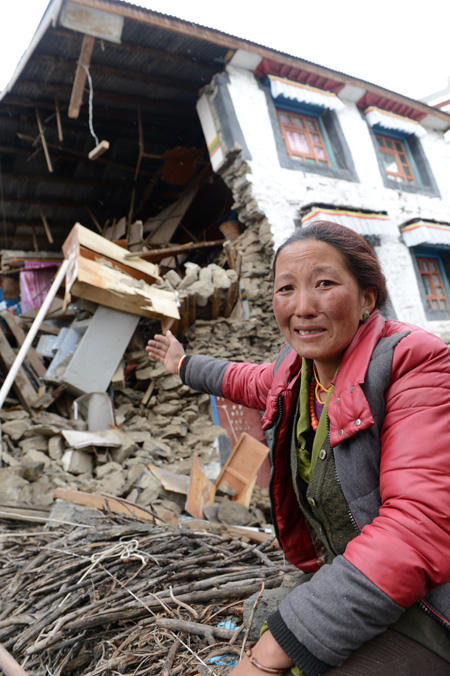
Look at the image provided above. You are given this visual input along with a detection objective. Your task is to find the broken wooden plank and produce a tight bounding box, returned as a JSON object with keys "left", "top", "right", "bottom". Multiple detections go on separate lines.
{"left": 0, "top": 326, "right": 39, "bottom": 410}
{"left": 224, "top": 279, "right": 240, "bottom": 318}
{"left": 68, "top": 34, "right": 95, "bottom": 119}
{"left": 63, "top": 222, "right": 161, "bottom": 284}
{"left": 53, "top": 489, "right": 161, "bottom": 524}
{"left": 124, "top": 239, "right": 224, "bottom": 262}
{"left": 185, "top": 456, "right": 216, "bottom": 519}
{"left": 65, "top": 255, "right": 179, "bottom": 319}
{"left": 214, "top": 433, "right": 269, "bottom": 503}
{"left": 0, "top": 310, "right": 46, "bottom": 378}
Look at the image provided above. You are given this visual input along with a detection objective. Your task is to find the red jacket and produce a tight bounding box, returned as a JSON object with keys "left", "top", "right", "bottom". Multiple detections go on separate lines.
{"left": 220, "top": 311, "right": 450, "bottom": 621}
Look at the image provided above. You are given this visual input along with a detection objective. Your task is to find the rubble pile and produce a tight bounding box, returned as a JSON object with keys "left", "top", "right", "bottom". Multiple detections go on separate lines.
{"left": 0, "top": 220, "right": 283, "bottom": 529}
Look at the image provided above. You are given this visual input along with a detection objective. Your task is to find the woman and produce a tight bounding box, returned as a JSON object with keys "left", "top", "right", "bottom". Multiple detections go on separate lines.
{"left": 146, "top": 222, "right": 450, "bottom": 675}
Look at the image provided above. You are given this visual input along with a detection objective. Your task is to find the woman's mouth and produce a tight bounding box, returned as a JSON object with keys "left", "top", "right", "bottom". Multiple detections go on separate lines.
{"left": 296, "top": 329, "right": 324, "bottom": 336}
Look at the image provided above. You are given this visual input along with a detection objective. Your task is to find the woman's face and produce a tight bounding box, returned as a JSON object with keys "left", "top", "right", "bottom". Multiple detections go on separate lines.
{"left": 273, "top": 239, "right": 376, "bottom": 382}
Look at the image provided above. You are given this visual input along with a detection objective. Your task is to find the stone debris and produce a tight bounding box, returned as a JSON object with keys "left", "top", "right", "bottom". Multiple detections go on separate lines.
{"left": 0, "top": 219, "right": 280, "bottom": 528}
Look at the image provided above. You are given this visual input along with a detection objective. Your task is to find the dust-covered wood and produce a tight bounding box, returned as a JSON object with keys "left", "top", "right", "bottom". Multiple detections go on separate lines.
{"left": 0, "top": 514, "right": 292, "bottom": 675}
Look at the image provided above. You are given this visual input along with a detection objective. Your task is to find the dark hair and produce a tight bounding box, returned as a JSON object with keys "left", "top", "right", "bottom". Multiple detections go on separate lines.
{"left": 273, "top": 221, "right": 389, "bottom": 309}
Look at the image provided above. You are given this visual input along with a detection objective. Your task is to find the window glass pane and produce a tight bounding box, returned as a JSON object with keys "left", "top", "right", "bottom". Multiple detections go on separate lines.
{"left": 423, "top": 277, "right": 432, "bottom": 294}
{"left": 420, "top": 259, "right": 429, "bottom": 271}
{"left": 305, "top": 118, "right": 316, "bottom": 131}
{"left": 432, "top": 300, "right": 439, "bottom": 309}
{"left": 292, "top": 116, "right": 304, "bottom": 128}
{"left": 385, "top": 139, "right": 394, "bottom": 149}
{"left": 279, "top": 113, "right": 290, "bottom": 125}
{"left": 399, "top": 154, "right": 407, "bottom": 164}
{"left": 433, "top": 275, "right": 441, "bottom": 284}
{"left": 404, "top": 166, "right": 411, "bottom": 176}
{"left": 381, "top": 155, "right": 398, "bottom": 173}
{"left": 314, "top": 147, "right": 326, "bottom": 160}
{"left": 376, "top": 136, "right": 383, "bottom": 147}
{"left": 429, "top": 260, "right": 437, "bottom": 271}
{"left": 311, "top": 133, "right": 321, "bottom": 144}
{"left": 286, "top": 131, "right": 309, "bottom": 153}
{"left": 395, "top": 141, "right": 403, "bottom": 151}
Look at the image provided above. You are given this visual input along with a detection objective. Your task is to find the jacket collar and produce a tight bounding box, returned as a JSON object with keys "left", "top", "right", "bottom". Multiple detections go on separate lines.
{"left": 328, "top": 310, "right": 386, "bottom": 445}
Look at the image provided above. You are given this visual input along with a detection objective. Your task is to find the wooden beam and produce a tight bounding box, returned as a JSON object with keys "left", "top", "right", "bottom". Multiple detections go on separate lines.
{"left": 39, "top": 207, "right": 54, "bottom": 244}
{"left": 54, "top": 96, "right": 63, "bottom": 142}
{"left": 34, "top": 108, "right": 53, "bottom": 173}
{"left": 68, "top": 34, "right": 95, "bottom": 119}
{"left": 0, "top": 310, "right": 46, "bottom": 379}
{"left": 0, "top": 326, "right": 38, "bottom": 411}
{"left": 125, "top": 239, "right": 224, "bottom": 262}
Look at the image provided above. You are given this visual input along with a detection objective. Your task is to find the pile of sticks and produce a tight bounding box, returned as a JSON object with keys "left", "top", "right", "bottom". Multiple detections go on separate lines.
{"left": 0, "top": 516, "right": 292, "bottom": 676}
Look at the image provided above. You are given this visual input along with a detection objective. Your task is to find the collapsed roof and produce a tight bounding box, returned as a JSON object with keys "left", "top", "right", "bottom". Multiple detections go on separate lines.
{"left": 1, "top": 0, "right": 449, "bottom": 253}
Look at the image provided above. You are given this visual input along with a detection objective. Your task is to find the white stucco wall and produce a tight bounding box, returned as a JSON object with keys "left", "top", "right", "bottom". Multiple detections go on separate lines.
{"left": 218, "top": 65, "right": 450, "bottom": 341}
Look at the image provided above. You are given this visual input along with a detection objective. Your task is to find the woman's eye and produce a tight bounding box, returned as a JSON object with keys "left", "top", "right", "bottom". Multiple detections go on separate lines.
{"left": 318, "top": 280, "right": 334, "bottom": 288}
{"left": 276, "top": 284, "right": 293, "bottom": 293}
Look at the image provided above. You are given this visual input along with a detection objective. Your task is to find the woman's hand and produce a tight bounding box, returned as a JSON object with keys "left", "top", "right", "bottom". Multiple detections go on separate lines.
{"left": 228, "top": 631, "right": 294, "bottom": 675}
{"left": 146, "top": 330, "right": 185, "bottom": 375}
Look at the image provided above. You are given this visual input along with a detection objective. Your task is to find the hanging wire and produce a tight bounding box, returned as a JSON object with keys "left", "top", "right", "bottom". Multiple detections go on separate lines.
{"left": 0, "top": 156, "right": 9, "bottom": 249}
{"left": 80, "top": 63, "right": 99, "bottom": 147}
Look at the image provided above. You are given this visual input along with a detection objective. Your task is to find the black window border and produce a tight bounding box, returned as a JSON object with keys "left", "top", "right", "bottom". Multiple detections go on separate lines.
{"left": 364, "top": 113, "right": 441, "bottom": 198}
{"left": 261, "top": 84, "right": 359, "bottom": 183}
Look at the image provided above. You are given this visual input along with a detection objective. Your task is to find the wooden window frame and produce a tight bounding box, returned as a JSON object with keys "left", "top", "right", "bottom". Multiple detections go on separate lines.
{"left": 375, "top": 133, "right": 417, "bottom": 185}
{"left": 417, "top": 255, "right": 450, "bottom": 311}
{"left": 277, "top": 110, "right": 331, "bottom": 166}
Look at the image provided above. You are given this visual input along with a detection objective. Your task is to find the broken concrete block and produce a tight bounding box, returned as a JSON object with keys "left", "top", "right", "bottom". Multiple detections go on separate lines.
{"left": 22, "top": 449, "right": 51, "bottom": 469}
{"left": 95, "top": 461, "right": 123, "bottom": 479}
{"left": 160, "top": 374, "right": 182, "bottom": 391}
{"left": 164, "top": 270, "right": 182, "bottom": 288}
{"left": 0, "top": 469, "right": 31, "bottom": 503}
{"left": 19, "top": 436, "right": 49, "bottom": 454}
{"left": 48, "top": 435, "right": 65, "bottom": 462}
{"left": 217, "top": 498, "right": 253, "bottom": 526}
{"left": 62, "top": 449, "right": 93, "bottom": 475}
{"left": 1, "top": 419, "right": 29, "bottom": 441}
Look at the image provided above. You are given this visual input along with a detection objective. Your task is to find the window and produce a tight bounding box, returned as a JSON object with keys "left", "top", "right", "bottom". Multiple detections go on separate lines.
{"left": 416, "top": 256, "right": 449, "bottom": 311}
{"left": 277, "top": 110, "right": 331, "bottom": 165}
{"left": 367, "top": 124, "right": 440, "bottom": 197}
{"left": 375, "top": 133, "right": 417, "bottom": 184}
{"left": 263, "top": 75, "right": 359, "bottom": 182}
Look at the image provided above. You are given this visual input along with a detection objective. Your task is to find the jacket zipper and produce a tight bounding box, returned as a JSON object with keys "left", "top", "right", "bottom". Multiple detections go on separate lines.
{"left": 417, "top": 600, "right": 450, "bottom": 631}
{"left": 268, "top": 394, "right": 284, "bottom": 544}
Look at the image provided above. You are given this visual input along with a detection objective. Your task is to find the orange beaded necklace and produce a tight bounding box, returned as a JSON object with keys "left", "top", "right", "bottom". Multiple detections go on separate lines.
{"left": 309, "top": 364, "right": 333, "bottom": 431}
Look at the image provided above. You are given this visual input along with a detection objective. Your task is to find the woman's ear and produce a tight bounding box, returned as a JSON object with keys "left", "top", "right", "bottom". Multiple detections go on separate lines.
{"left": 362, "top": 287, "right": 377, "bottom": 314}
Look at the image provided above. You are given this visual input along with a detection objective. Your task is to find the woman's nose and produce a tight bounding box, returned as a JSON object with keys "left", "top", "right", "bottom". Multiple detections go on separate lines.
{"left": 294, "top": 290, "right": 316, "bottom": 316}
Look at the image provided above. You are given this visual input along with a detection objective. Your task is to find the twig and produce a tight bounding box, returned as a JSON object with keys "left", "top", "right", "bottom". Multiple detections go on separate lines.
{"left": 240, "top": 581, "right": 265, "bottom": 659}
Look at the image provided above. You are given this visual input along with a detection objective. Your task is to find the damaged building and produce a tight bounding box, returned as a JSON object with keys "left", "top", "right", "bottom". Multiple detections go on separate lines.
{"left": 1, "top": 2, "right": 450, "bottom": 673}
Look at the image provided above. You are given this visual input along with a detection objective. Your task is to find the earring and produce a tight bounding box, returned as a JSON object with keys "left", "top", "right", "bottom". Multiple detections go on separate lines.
{"left": 362, "top": 310, "right": 370, "bottom": 321}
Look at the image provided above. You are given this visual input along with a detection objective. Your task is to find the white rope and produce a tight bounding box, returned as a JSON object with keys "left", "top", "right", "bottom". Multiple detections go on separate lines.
{"left": 80, "top": 63, "right": 99, "bottom": 147}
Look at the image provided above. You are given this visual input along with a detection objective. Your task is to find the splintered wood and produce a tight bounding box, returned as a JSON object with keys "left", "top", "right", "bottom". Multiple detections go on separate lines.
{"left": 0, "top": 516, "right": 291, "bottom": 676}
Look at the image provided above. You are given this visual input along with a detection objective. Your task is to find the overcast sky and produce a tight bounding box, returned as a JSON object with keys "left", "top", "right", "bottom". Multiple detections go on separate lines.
{"left": 0, "top": 0, "right": 449, "bottom": 102}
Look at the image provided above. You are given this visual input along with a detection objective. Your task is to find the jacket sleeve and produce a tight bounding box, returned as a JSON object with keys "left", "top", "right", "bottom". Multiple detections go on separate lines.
{"left": 181, "top": 355, "right": 275, "bottom": 411}
{"left": 268, "top": 330, "right": 450, "bottom": 672}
